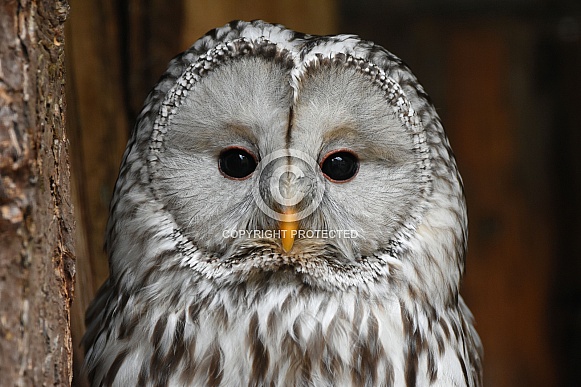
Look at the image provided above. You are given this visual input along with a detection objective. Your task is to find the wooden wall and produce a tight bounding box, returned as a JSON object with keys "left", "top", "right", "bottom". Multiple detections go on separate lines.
{"left": 447, "top": 22, "right": 557, "bottom": 386}
{"left": 67, "top": 1, "right": 580, "bottom": 385}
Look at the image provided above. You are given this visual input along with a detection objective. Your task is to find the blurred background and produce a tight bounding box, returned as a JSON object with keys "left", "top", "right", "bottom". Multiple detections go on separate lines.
{"left": 65, "top": 0, "right": 581, "bottom": 385}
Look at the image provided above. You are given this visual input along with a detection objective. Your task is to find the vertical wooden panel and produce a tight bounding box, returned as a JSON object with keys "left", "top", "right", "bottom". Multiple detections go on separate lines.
{"left": 547, "top": 20, "right": 581, "bottom": 385}
{"left": 445, "top": 21, "right": 557, "bottom": 387}
{"left": 67, "top": 0, "right": 130, "bottom": 293}
{"left": 66, "top": 1, "right": 130, "bottom": 385}
{"left": 124, "top": 0, "right": 185, "bottom": 120}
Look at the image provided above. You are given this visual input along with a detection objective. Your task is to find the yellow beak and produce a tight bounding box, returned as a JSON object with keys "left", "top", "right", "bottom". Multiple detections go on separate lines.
{"left": 280, "top": 209, "right": 298, "bottom": 253}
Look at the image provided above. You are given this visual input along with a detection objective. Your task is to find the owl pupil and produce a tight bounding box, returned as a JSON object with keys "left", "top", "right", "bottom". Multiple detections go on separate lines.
{"left": 321, "top": 151, "right": 359, "bottom": 182}
{"left": 219, "top": 148, "right": 257, "bottom": 179}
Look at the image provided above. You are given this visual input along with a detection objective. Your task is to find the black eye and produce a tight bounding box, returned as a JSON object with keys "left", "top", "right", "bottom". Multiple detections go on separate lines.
{"left": 321, "top": 150, "right": 359, "bottom": 182}
{"left": 219, "top": 147, "right": 257, "bottom": 179}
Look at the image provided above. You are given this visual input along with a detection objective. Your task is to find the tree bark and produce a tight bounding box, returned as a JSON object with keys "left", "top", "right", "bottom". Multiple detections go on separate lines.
{"left": 0, "top": 0, "right": 74, "bottom": 386}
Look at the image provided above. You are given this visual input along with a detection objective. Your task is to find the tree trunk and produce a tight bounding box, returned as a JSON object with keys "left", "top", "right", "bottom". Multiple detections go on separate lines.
{"left": 0, "top": 1, "right": 74, "bottom": 386}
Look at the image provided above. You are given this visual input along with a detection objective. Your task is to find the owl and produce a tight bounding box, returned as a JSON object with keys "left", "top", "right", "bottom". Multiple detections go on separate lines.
{"left": 83, "top": 20, "right": 483, "bottom": 386}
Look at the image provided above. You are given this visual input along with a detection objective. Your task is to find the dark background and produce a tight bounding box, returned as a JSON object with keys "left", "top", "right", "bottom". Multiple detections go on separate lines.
{"left": 66, "top": 1, "right": 581, "bottom": 385}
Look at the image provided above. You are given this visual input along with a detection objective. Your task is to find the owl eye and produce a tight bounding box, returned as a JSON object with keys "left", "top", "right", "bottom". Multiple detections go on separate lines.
{"left": 321, "top": 150, "right": 359, "bottom": 182}
{"left": 219, "top": 147, "right": 258, "bottom": 179}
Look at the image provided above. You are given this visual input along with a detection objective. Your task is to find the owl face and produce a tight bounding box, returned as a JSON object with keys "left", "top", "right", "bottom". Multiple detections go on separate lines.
{"left": 87, "top": 22, "right": 481, "bottom": 386}
{"left": 145, "top": 37, "right": 433, "bottom": 289}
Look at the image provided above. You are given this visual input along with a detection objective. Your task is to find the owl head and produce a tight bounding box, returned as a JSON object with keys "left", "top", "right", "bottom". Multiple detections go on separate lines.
{"left": 107, "top": 20, "right": 466, "bottom": 302}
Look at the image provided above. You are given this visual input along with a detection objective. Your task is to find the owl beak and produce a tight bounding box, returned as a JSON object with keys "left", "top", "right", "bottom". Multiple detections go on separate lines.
{"left": 280, "top": 209, "right": 298, "bottom": 253}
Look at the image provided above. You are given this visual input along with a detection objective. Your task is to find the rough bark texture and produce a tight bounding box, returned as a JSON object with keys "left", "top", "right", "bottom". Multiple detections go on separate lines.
{"left": 0, "top": 0, "right": 74, "bottom": 386}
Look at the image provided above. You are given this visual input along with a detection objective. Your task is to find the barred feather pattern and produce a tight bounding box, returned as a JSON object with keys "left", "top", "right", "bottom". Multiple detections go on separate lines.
{"left": 83, "top": 20, "right": 483, "bottom": 386}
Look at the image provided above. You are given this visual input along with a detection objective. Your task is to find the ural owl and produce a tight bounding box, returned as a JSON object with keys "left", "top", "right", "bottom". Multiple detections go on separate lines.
{"left": 83, "top": 20, "right": 483, "bottom": 386}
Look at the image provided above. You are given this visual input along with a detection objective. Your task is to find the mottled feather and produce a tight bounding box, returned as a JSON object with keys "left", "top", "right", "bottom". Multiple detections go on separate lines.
{"left": 84, "top": 20, "right": 482, "bottom": 387}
